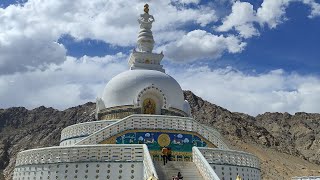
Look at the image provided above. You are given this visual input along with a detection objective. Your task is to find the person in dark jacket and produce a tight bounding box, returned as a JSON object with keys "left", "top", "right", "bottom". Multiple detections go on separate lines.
{"left": 161, "top": 146, "right": 168, "bottom": 165}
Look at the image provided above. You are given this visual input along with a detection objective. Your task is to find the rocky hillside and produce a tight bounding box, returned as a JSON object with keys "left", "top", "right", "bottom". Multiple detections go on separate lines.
{"left": 0, "top": 91, "right": 319, "bottom": 179}
{"left": 0, "top": 103, "right": 95, "bottom": 179}
{"left": 184, "top": 91, "right": 320, "bottom": 164}
{"left": 184, "top": 91, "right": 320, "bottom": 179}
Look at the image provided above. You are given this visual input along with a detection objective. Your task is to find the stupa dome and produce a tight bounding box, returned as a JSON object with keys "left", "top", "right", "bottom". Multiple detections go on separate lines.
{"left": 95, "top": 6, "right": 191, "bottom": 118}
{"left": 101, "top": 69, "right": 186, "bottom": 112}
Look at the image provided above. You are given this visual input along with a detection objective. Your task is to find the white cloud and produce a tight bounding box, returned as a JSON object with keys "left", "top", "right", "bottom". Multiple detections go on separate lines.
{"left": 2, "top": 59, "right": 319, "bottom": 116}
{"left": 0, "top": 0, "right": 217, "bottom": 44}
{"left": 0, "top": 53, "right": 127, "bottom": 109}
{"left": 216, "top": 0, "right": 291, "bottom": 37}
{"left": 2, "top": 0, "right": 317, "bottom": 74}
{"left": 217, "top": 0, "right": 320, "bottom": 37}
{"left": 302, "top": 0, "right": 320, "bottom": 18}
{"left": 195, "top": 6, "right": 218, "bottom": 27}
{"left": 257, "top": 0, "right": 320, "bottom": 26}
{"left": 171, "top": 66, "right": 320, "bottom": 116}
{"left": 162, "top": 30, "right": 246, "bottom": 62}
{"left": 217, "top": 1, "right": 259, "bottom": 38}
{"left": 0, "top": 0, "right": 219, "bottom": 74}
{"left": 0, "top": 36, "right": 66, "bottom": 74}
{"left": 256, "top": 0, "right": 291, "bottom": 28}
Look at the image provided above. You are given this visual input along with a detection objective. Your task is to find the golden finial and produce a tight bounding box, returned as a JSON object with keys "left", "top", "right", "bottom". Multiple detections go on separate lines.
{"left": 144, "top": 4, "right": 149, "bottom": 14}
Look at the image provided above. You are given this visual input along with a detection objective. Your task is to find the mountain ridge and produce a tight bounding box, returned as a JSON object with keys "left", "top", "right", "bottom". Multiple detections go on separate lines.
{"left": 0, "top": 91, "right": 319, "bottom": 179}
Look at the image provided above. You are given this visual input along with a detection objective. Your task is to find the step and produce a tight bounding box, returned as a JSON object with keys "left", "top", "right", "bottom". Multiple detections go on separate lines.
{"left": 154, "top": 161, "right": 203, "bottom": 180}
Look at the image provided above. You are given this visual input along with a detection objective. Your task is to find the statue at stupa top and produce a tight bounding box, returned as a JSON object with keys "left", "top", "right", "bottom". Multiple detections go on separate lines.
{"left": 129, "top": 4, "right": 165, "bottom": 72}
{"left": 137, "top": 4, "right": 155, "bottom": 52}
{"left": 139, "top": 4, "right": 154, "bottom": 23}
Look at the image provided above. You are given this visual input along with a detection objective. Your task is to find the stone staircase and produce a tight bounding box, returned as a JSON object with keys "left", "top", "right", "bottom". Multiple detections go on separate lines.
{"left": 154, "top": 161, "right": 203, "bottom": 180}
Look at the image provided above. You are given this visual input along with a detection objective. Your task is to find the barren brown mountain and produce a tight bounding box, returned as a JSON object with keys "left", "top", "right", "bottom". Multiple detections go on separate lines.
{"left": 0, "top": 91, "right": 319, "bottom": 179}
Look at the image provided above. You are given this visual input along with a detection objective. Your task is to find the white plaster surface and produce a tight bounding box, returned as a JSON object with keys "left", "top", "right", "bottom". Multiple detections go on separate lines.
{"left": 14, "top": 162, "right": 143, "bottom": 180}
{"left": 101, "top": 69, "right": 186, "bottom": 111}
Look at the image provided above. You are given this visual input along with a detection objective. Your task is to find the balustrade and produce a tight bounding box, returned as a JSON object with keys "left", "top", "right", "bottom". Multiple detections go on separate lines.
{"left": 198, "top": 147, "right": 260, "bottom": 169}
{"left": 75, "top": 114, "right": 228, "bottom": 150}
{"left": 16, "top": 144, "right": 145, "bottom": 166}
{"left": 192, "top": 147, "right": 220, "bottom": 180}
{"left": 60, "top": 120, "right": 118, "bottom": 142}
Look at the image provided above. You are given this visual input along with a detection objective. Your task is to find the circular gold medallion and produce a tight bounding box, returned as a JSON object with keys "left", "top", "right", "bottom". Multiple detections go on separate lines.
{"left": 157, "top": 134, "right": 170, "bottom": 147}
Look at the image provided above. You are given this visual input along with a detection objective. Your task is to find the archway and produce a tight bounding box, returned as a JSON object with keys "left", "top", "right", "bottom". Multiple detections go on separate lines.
{"left": 137, "top": 84, "right": 167, "bottom": 115}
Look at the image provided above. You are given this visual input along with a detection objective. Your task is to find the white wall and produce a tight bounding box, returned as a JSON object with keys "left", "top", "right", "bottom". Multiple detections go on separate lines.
{"left": 14, "top": 162, "right": 143, "bottom": 180}
{"left": 211, "top": 164, "right": 260, "bottom": 180}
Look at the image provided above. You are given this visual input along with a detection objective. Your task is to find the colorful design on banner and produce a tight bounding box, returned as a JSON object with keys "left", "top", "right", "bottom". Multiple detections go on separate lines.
{"left": 157, "top": 134, "right": 170, "bottom": 147}
{"left": 115, "top": 132, "right": 207, "bottom": 152}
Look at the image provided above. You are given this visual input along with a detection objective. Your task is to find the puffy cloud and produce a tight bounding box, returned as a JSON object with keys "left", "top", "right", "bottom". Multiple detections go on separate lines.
{"left": 302, "top": 0, "right": 320, "bottom": 18}
{"left": 217, "top": 0, "right": 320, "bottom": 37}
{"left": 2, "top": 58, "right": 319, "bottom": 116}
{"left": 0, "top": 36, "right": 66, "bottom": 74}
{"left": 0, "top": 0, "right": 219, "bottom": 74}
{"left": 171, "top": 66, "right": 320, "bottom": 115}
{"left": 256, "top": 0, "right": 291, "bottom": 28}
{"left": 217, "top": 1, "right": 259, "bottom": 38}
{"left": 0, "top": 53, "right": 128, "bottom": 109}
{"left": 163, "top": 30, "right": 246, "bottom": 62}
{"left": 194, "top": 7, "right": 218, "bottom": 27}
{"left": 0, "top": 0, "right": 217, "bottom": 44}
{"left": 216, "top": 0, "right": 291, "bottom": 37}
{"left": 257, "top": 0, "right": 320, "bottom": 26}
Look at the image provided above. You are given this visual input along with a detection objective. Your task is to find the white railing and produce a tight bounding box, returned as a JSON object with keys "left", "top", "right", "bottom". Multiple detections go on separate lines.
{"left": 15, "top": 144, "right": 158, "bottom": 180}
{"left": 75, "top": 114, "right": 228, "bottom": 149}
{"left": 142, "top": 145, "right": 159, "bottom": 180}
{"left": 198, "top": 147, "right": 260, "bottom": 169}
{"left": 15, "top": 144, "right": 146, "bottom": 166}
{"left": 192, "top": 147, "right": 220, "bottom": 180}
{"left": 60, "top": 120, "right": 118, "bottom": 142}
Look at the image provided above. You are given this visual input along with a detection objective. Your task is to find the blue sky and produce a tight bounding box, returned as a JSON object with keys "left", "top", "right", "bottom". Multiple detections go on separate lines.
{"left": 0, "top": 0, "right": 319, "bottom": 115}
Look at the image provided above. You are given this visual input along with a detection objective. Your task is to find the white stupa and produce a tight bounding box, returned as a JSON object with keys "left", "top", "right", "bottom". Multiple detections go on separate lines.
{"left": 13, "top": 4, "right": 261, "bottom": 180}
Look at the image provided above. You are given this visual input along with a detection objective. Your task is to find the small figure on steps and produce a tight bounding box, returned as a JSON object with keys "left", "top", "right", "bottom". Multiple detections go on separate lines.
{"left": 161, "top": 146, "right": 168, "bottom": 165}
{"left": 172, "top": 172, "right": 183, "bottom": 180}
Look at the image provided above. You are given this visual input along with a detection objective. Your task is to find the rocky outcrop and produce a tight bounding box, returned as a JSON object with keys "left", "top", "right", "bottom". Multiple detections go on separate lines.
{"left": 255, "top": 112, "right": 320, "bottom": 164}
{"left": 183, "top": 91, "right": 277, "bottom": 147}
{"left": 0, "top": 91, "right": 319, "bottom": 179}
{"left": 184, "top": 90, "right": 320, "bottom": 164}
{"left": 0, "top": 103, "right": 95, "bottom": 179}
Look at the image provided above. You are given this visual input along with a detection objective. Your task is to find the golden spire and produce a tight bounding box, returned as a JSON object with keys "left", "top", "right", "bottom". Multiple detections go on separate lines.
{"left": 144, "top": 4, "right": 149, "bottom": 14}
